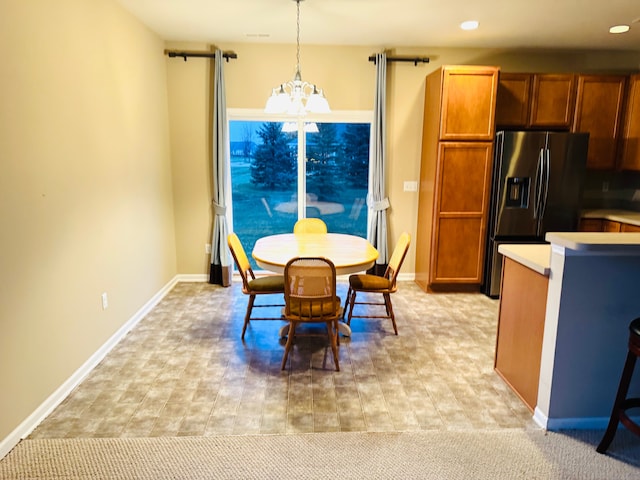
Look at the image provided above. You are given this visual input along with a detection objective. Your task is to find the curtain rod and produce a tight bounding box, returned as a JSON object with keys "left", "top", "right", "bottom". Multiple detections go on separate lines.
{"left": 164, "top": 49, "right": 238, "bottom": 62}
{"left": 368, "top": 55, "right": 430, "bottom": 66}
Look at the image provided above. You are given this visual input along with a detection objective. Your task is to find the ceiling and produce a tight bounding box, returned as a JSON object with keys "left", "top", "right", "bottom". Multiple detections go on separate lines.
{"left": 115, "top": 0, "right": 640, "bottom": 51}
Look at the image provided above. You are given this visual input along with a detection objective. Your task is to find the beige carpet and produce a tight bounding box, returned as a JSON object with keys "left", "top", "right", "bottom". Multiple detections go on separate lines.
{"left": 2, "top": 429, "right": 639, "bottom": 479}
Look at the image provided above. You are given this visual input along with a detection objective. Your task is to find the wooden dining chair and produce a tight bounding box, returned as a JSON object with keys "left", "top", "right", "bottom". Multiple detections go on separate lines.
{"left": 293, "top": 218, "right": 328, "bottom": 234}
{"left": 281, "top": 257, "right": 342, "bottom": 371}
{"left": 227, "top": 233, "right": 285, "bottom": 340}
{"left": 343, "top": 232, "right": 411, "bottom": 335}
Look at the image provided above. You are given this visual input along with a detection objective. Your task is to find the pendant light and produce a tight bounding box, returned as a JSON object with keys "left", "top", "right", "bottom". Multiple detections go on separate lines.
{"left": 264, "top": 0, "right": 330, "bottom": 116}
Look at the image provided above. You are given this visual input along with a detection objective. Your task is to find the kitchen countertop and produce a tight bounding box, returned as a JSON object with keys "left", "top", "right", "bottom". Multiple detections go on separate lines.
{"left": 581, "top": 209, "right": 640, "bottom": 226}
{"left": 498, "top": 244, "right": 551, "bottom": 276}
{"left": 545, "top": 231, "right": 640, "bottom": 252}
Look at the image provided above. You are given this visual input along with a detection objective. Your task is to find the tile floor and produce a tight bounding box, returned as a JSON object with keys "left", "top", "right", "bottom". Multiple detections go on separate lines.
{"left": 29, "top": 280, "right": 535, "bottom": 438}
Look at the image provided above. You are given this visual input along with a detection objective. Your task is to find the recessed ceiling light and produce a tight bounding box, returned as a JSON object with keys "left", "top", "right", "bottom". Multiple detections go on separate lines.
{"left": 609, "top": 24, "right": 630, "bottom": 34}
{"left": 460, "top": 20, "right": 479, "bottom": 31}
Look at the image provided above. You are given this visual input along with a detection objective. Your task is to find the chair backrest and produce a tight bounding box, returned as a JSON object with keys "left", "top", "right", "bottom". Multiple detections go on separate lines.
{"left": 284, "top": 257, "right": 338, "bottom": 321}
{"left": 228, "top": 233, "right": 255, "bottom": 289}
{"left": 385, "top": 232, "right": 411, "bottom": 287}
{"left": 293, "top": 218, "right": 328, "bottom": 234}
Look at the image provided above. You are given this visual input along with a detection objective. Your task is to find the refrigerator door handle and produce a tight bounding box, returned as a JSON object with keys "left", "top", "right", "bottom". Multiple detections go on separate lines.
{"left": 533, "top": 148, "right": 544, "bottom": 219}
{"left": 539, "top": 147, "right": 551, "bottom": 221}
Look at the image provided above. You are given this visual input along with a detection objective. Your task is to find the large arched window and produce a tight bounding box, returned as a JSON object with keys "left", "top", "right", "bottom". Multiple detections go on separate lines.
{"left": 227, "top": 109, "right": 372, "bottom": 269}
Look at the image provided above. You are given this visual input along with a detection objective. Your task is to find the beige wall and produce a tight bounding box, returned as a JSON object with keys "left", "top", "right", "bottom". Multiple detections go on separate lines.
{"left": 0, "top": 0, "right": 176, "bottom": 441}
{"left": 167, "top": 42, "right": 640, "bottom": 275}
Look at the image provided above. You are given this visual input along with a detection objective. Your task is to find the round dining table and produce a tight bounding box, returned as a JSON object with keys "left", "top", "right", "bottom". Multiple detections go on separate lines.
{"left": 252, "top": 233, "right": 379, "bottom": 336}
{"left": 252, "top": 233, "right": 379, "bottom": 275}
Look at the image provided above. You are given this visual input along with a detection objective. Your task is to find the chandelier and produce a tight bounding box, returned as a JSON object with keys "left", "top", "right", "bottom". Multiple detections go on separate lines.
{"left": 264, "top": 0, "right": 330, "bottom": 116}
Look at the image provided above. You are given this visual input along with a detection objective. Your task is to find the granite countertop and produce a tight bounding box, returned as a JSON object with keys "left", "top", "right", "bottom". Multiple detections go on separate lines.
{"left": 581, "top": 209, "right": 640, "bottom": 227}
{"left": 498, "top": 244, "right": 551, "bottom": 276}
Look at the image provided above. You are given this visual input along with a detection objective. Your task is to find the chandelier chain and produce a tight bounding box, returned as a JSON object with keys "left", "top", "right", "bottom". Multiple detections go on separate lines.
{"left": 296, "top": 0, "right": 301, "bottom": 76}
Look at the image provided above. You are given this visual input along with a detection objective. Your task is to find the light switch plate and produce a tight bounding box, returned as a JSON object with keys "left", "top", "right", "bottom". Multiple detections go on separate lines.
{"left": 403, "top": 181, "right": 418, "bottom": 192}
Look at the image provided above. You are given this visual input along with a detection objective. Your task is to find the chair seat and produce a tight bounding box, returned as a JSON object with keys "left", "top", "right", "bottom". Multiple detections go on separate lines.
{"left": 285, "top": 297, "right": 342, "bottom": 319}
{"left": 247, "top": 275, "right": 285, "bottom": 292}
{"left": 349, "top": 274, "right": 392, "bottom": 291}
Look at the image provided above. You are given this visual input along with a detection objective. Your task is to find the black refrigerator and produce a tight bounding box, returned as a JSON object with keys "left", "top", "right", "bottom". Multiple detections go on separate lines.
{"left": 482, "top": 130, "right": 589, "bottom": 298}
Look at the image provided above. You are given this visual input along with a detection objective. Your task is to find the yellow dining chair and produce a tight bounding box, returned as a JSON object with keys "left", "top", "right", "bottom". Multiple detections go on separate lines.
{"left": 227, "top": 233, "right": 285, "bottom": 340}
{"left": 293, "top": 218, "right": 328, "bottom": 234}
{"left": 343, "top": 232, "right": 411, "bottom": 335}
{"left": 281, "top": 257, "right": 342, "bottom": 371}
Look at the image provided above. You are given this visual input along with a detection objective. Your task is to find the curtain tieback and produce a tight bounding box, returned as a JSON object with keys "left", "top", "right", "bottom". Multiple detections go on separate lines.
{"left": 212, "top": 202, "right": 226, "bottom": 215}
{"left": 368, "top": 197, "right": 390, "bottom": 211}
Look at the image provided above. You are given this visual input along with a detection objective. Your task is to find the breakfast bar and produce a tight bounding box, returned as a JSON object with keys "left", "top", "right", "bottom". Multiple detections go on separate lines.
{"left": 496, "top": 233, "right": 640, "bottom": 430}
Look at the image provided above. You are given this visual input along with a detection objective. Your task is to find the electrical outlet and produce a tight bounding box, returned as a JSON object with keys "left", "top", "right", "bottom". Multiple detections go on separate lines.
{"left": 633, "top": 190, "right": 640, "bottom": 202}
{"left": 101, "top": 292, "right": 108, "bottom": 310}
{"left": 205, "top": 243, "right": 211, "bottom": 254}
{"left": 602, "top": 181, "right": 609, "bottom": 192}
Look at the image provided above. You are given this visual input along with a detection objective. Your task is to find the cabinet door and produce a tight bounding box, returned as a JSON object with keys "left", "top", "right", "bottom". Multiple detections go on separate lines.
{"left": 602, "top": 220, "right": 622, "bottom": 232}
{"left": 430, "top": 142, "right": 493, "bottom": 284}
{"left": 494, "top": 257, "right": 548, "bottom": 412}
{"left": 529, "top": 74, "right": 576, "bottom": 128}
{"left": 440, "top": 66, "right": 499, "bottom": 141}
{"left": 495, "top": 73, "right": 531, "bottom": 128}
{"left": 572, "top": 75, "right": 627, "bottom": 170}
{"left": 578, "top": 219, "right": 603, "bottom": 232}
{"left": 621, "top": 223, "right": 640, "bottom": 232}
{"left": 619, "top": 74, "right": 640, "bottom": 171}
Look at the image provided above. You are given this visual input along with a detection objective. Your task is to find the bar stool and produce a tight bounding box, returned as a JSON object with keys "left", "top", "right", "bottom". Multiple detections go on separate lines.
{"left": 596, "top": 317, "right": 640, "bottom": 454}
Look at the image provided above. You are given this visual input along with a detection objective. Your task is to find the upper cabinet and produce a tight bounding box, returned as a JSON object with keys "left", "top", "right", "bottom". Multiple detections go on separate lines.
{"left": 439, "top": 66, "right": 499, "bottom": 141}
{"left": 496, "top": 73, "right": 576, "bottom": 129}
{"left": 619, "top": 74, "right": 640, "bottom": 171}
{"left": 572, "top": 75, "right": 627, "bottom": 170}
{"left": 529, "top": 74, "right": 576, "bottom": 128}
{"left": 495, "top": 73, "right": 532, "bottom": 127}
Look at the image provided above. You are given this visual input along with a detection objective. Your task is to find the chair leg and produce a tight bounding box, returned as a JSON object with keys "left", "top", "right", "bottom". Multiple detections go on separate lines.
{"left": 281, "top": 322, "right": 297, "bottom": 370}
{"left": 241, "top": 294, "right": 256, "bottom": 340}
{"left": 384, "top": 293, "right": 398, "bottom": 335}
{"left": 346, "top": 290, "right": 357, "bottom": 326}
{"left": 327, "top": 320, "right": 340, "bottom": 371}
{"left": 597, "top": 351, "right": 637, "bottom": 453}
{"left": 342, "top": 286, "right": 352, "bottom": 319}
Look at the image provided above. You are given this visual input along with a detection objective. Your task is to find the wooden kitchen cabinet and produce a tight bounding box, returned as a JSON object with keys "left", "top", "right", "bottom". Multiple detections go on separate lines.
{"left": 495, "top": 73, "right": 576, "bottom": 130}
{"left": 495, "top": 73, "right": 532, "bottom": 128}
{"left": 529, "top": 74, "right": 576, "bottom": 128}
{"left": 619, "top": 74, "right": 640, "bottom": 171}
{"left": 578, "top": 217, "right": 640, "bottom": 232}
{"left": 578, "top": 218, "right": 604, "bottom": 232}
{"left": 602, "top": 220, "right": 622, "bottom": 232}
{"left": 495, "top": 256, "right": 549, "bottom": 412}
{"left": 415, "top": 65, "right": 499, "bottom": 292}
{"left": 438, "top": 65, "right": 499, "bottom": 141}
{"left": 572, "top": 75, "right": 627, "bottom": 170}
{"left": 429, "top": 142, "right": 493, "bottom": 284}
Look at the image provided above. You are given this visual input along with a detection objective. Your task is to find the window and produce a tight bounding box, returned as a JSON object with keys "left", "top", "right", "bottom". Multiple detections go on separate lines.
{"left": 227, "top": 110, "right": 372, "bottom": 269}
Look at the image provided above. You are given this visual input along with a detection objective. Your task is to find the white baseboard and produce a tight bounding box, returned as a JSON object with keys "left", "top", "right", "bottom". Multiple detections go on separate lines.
{"left": 0, "top": 275, "right": 180, "bottom": 460}
{"left": 534, "top": 407, "right": 640, "bottom": 431}
{"left": 177, "top": 273, "right": 209, "bottom": 282}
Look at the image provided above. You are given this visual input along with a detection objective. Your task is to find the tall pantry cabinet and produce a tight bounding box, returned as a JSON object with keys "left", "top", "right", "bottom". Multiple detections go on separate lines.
{"left": 415, "top": 66, "right": 499, "bottom": 292}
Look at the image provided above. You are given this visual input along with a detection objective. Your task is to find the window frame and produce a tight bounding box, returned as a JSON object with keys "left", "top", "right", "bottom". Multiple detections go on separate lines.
{"left": 226, "top": 108, "right": 373, "bottom": 232}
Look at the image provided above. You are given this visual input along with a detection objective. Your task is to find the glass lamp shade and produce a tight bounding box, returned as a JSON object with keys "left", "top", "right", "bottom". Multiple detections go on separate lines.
{"left": 282, "top": 121, "right": 298, "bottom": 132}
{"left": 265, "top": 86, "right": 292, "bottom": 114}
{"left": 305, "top": 87, "right": 331, "bottom": 113}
